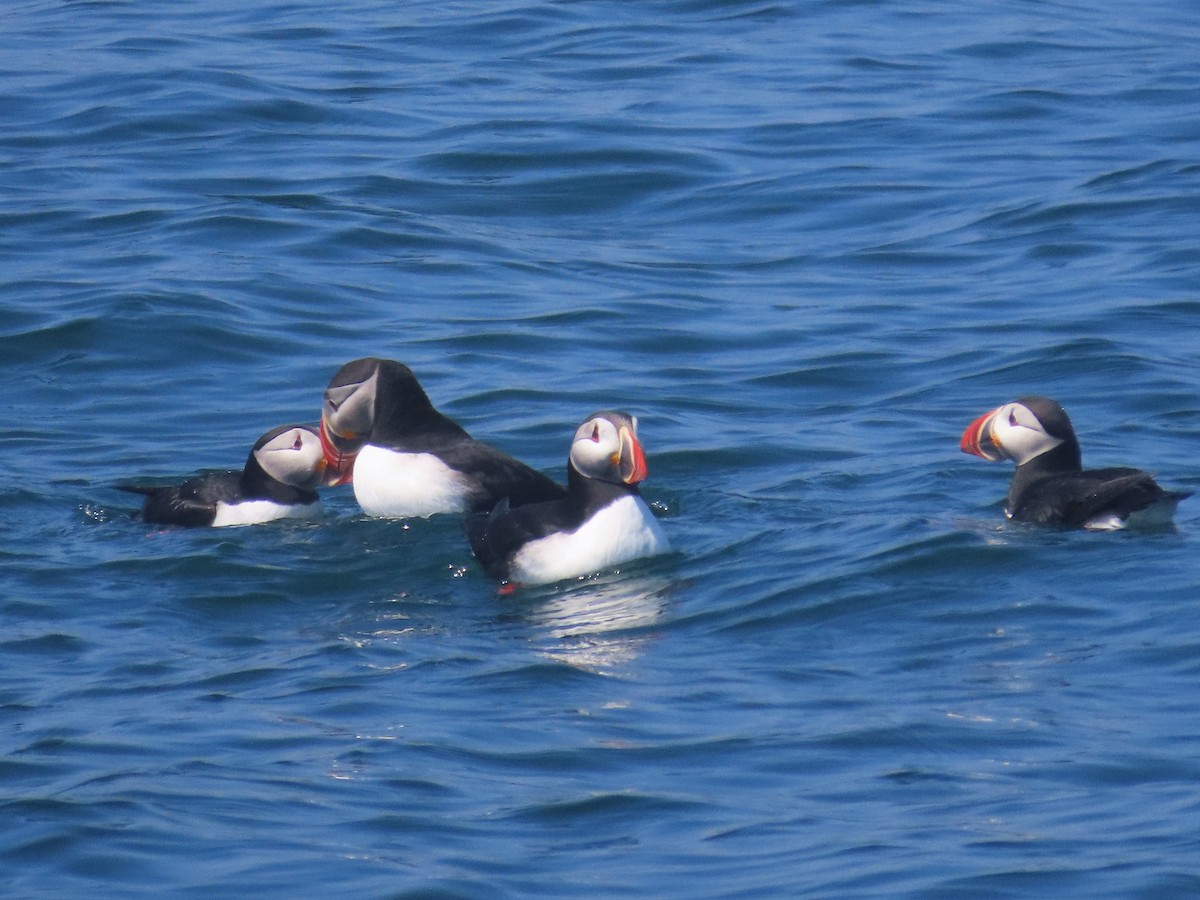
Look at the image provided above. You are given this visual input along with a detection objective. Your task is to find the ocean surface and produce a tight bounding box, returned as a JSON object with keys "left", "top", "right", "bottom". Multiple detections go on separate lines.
{"left": 3, "top": 0, "right": 1200, "bottom": 896}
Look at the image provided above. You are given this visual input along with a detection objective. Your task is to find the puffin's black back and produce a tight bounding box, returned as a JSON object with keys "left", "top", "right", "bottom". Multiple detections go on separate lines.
{"left": 1011, "top": 468, "right": 1183, "bottom": 526}
{"left": 439, "top": 439, "right": 566, "bottom": 512}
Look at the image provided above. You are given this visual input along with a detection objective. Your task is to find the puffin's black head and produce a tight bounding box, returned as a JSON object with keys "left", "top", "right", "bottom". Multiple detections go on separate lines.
{"left": 320, "top": 358, "right": 436, "bottom": 479}
{"left": 960, "top": 395, "right": 1082, "bottom": 471}
{"left": 246, "top": 424, "right": 328, "bottom": 490}
{"left": 1015, "top": 396, "right": 1076, "bottom": 443}
{"left": 569, "top": 411, "right": 649, "bottom": 486}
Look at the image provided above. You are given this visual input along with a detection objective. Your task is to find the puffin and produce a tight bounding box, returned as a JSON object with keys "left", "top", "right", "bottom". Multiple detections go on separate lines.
{"left": 960, "top": 395, "right": 1191, "bottom": 529}
{"left": 465, "top": 410, "right": 671, "bottom": 587}
{"left": 319, "top": 357, "right": 565, "bottom": 518}
{"left": 120, "top": 424, "right": 327, "bottom": 527}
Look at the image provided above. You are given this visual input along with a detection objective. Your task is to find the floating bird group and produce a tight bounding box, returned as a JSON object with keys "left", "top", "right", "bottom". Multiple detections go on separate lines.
{"left": 121, "top": 357, "right": 670, "bottom": 588}
{"left": 121, "top": 360, "right": 1191, "bottom": 588}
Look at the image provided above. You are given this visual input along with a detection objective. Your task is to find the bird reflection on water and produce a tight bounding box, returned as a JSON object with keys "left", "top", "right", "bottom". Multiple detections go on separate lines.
{"left": 520, "top": 571, "right": 677, "bottom": 672}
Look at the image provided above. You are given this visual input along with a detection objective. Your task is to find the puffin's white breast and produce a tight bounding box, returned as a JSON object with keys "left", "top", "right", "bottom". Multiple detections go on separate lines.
{"left": 352, "top": 444, "right": 471, "bottom": 518}
{"left": 510, "top": 494, "right": 670, "bottom": 586}
{"left": 211, "top": 499, "right": 322, "bottom": 528}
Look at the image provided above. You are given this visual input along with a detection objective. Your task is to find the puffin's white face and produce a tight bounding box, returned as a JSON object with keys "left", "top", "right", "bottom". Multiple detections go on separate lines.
{"left": 320, "top": 366, "right": 377, "bottom": 482}
{"left": 961, "top": 401, "right": 1063, "bottom": 466}
{"left": 322, "top": 368, "right": 377, "bottom": 442}
{"left": 255, "top": 427, "right": 328, "bottom": 490}
{"left": 570, "top": 413, "right": 648, "bottom": 485}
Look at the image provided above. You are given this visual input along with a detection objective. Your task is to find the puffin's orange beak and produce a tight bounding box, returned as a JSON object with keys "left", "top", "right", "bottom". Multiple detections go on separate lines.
{"left": 617, "top": 425, "right": 649, "bottom": 484}
{"left": 320, "top": 416, "right": 357, "bottom": 485}
{"left": 960, "top": 408, "right": 1002, "bottom": 461}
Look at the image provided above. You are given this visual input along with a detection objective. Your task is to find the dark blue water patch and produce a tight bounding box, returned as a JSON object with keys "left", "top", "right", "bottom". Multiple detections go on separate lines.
{"left": 506, "top": 788, "right": 707, "bottom": 825}
{"left": 1025, "top": 241, "right": 1103, "bottom": 262}
{"left": 0, "top": 634, "right": 90, "bottom": 656}
{"left": 0, "top": 796, "right": 167, "bottom": 885}
{"left": 0, "top": 316, "right": 103, "bottom": 366}
{"left": 918, "top": 868, "right": 1128, "bottom": 900}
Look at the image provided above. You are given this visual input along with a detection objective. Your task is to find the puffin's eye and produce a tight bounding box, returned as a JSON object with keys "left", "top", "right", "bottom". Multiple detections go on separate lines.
{"left": 590, "top": 424, "right": 600, "bottom": 442}
{"left": 1008, "top": 411, "right": 1018, "bottom": 427}
{"left": 292, "top": 434, "right": 304, "bottom": 450}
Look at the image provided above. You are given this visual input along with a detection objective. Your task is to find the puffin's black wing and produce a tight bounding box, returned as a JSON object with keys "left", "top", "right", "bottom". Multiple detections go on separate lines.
{"left": 465, "top": 496, "right": 575, "bottom": 580}
{"left": 119, "top": 471, "right": 241, "bottom": 527}
{"left": 1014, "top": 468, "right": 1180, "bottom": 526}
{"left": 464, "top": 500, "right": 511, "bottom": 578}
{"left": 439, "top": 440, "right": 565, "bottom": 513}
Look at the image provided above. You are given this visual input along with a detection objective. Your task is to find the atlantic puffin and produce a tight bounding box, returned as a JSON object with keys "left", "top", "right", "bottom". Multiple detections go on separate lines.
{"left": 960, "top": 395, "right": 1191, "bottom": 529}
{"left": 319, "top": 357, "right": 565, "bottom": 518}
{"left": 120, "top": 424, "right": 327, "bottom": 527}
{"left": 465, "top": 410, "right": 671, "bottom": 586}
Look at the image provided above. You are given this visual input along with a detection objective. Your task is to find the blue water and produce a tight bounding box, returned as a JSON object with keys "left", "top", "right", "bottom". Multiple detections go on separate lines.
{"left": 3, "top": 0, "right": 1200, "bottom": 895}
